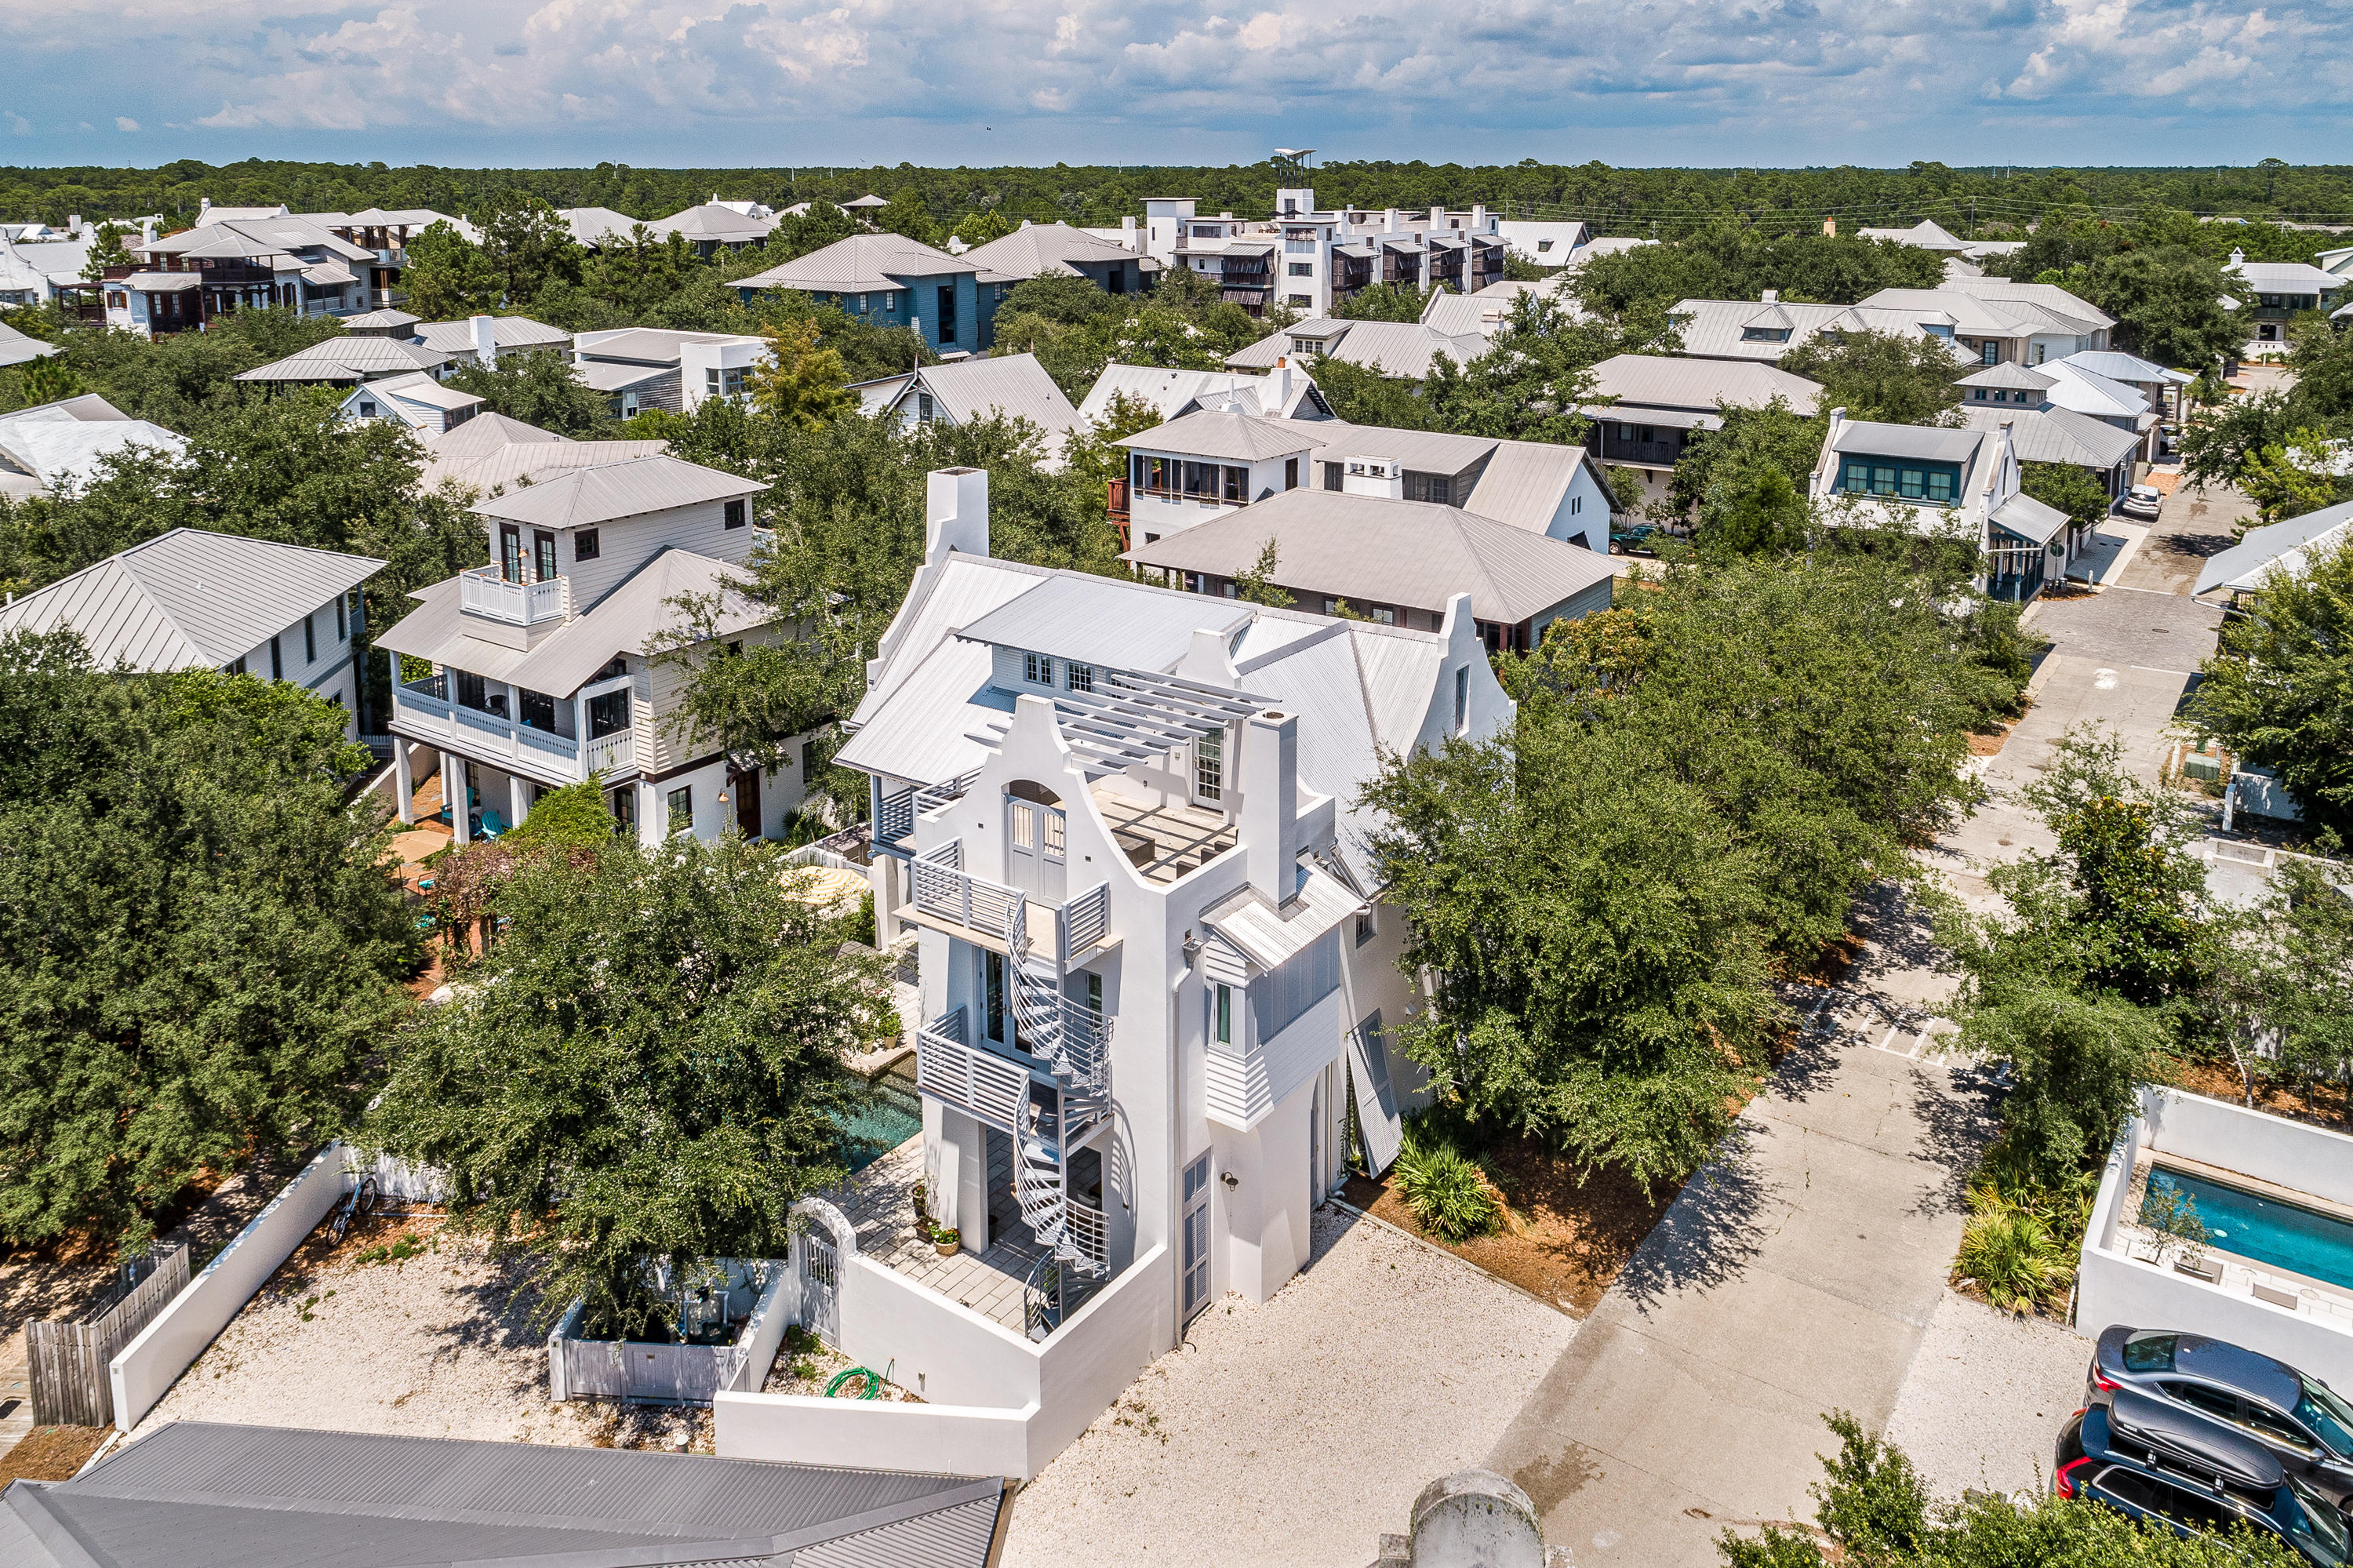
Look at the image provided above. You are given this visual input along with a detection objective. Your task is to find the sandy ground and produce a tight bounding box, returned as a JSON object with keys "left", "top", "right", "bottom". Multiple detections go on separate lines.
{"left": 1002, "top": 1205, "right": 1577, "bottom": 1568}
{"left": 134, "top": 1217, "right": 611, "bottom": 1447}
{"left": 1883, "top": 1290, "right": 2092, "bottom": 1501}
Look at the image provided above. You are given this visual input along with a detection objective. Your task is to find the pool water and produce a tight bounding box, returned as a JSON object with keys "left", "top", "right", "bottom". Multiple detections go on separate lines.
{"left": 2144, "top": 1168, "right": 2353, "bottom": 1293}
{"left": 836, "top": 1068, "right": 922, "bottom": 1171}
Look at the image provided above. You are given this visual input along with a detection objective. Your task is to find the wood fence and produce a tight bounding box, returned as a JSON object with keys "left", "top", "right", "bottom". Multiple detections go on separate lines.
{"left": 27, "top": 1244, "right": 190, "bottom": 1428}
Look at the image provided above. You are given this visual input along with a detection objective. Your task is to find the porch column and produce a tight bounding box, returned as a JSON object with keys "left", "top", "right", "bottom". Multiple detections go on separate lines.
{"left": 393, "top": 740, "right": 415, "bottom": 825}
{"left": 445, "top": 751, "right": 471, "bottom": 844}
{"left": 510, "top": 773, "right": 531, "bottom": 828}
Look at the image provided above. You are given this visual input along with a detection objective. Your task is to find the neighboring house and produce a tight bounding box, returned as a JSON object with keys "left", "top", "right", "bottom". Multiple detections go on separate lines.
{"left": 300, "top": 207, "right": 475, "bottom": 307}
{"left": 1671, "top": 290, "right": 1962, "bottom": 362}
{"left": 1578, "top": 353, "right": 1824, "bottom": 475}
{"left": 1857, "top": 278, "right": 2115, "bottom": 366}
{"left": 1123, "top": 483, "right": 1617, "bottom": 652}
{"left": 93, "top": 212, "right": 379, "bottom": 333}
{"left": 1117, "top": 398, "right": 1616, "bottom": 552}
{"left": 416, "top": 413, "right": 670, "bottom": 495}
{"left": 555, "top": 206, "right": 643, "bottom": 251}
{"left": 1418, "top": 277, "right": 1578, "bottom": 338}
{"left": 234, "top": 335, "right": 450, "bottom": 387}
{"left": 1495, "top": 220, "right": 1589, "bottom": 267}
{"left": 0, "top": 395, "right": 186, "bottom": 500}
{"left": 1076, "top": 362, "right": 1332, "bottom": 427}
{"left": 0, "top": 526, "right": 380, "bottom": 736}
{"left": 1808, "top": 409, "right": 2074, "bottom": 601}
{"left": 375, "top": 454, "right": 820, "bottom": 846}
{"left": 959, "top": 220, "right": 1147, "bottom": 297}
{"left": 0, "top": 226, "right": 93, "bottom": 307}
{"left": 1957, "top": 357, "right": 2160, "bottom": 466}
{"left": 336, "top": 371, "right": 485, "bottom": 435}
{"left": 2224, "top": 249, "right": 2344, "bottom": 344}
{"left": 1855, "top": 217, "right": 2028, "bottom": 267}
{"left": 340, "top": 307, "right": 422, "bottom": 338}
{"left": 1144, "top": 191, "right": 1506, "bottom": 317}
{"left": 853, "top": 352, "right": 1088, "bottom": 460}
{"left": 2049, "top": 348, "right": 2196, "bottom": 423}
{"left": 2316, "top": 243, "right": 2353, "bottom": 281}
{"left": 0, "top": 1421, "right": 1006, "bottom": 1568}
{"left": 0, "top": 318, "right": 60, "bottom": 368}
{"left": 572, "top": 327, "right": 770, "bottom": 417}
{"left": 735, "top": 233, "right": 1004, "bottom": 354}
{"left": 2194, "top": 500, "right": 2353, "bottom": 606}
{"left": 841, "top": 467, "right": 1512, "bottom": 1444}
{"left": 645, "top": 201, "right": 779, "bottom": 256}
{"left": 410, "top": 313, "right": 573, "bottom": 366}
{"left": 1224, "top": 315, "right": 1490, "bottom": 380}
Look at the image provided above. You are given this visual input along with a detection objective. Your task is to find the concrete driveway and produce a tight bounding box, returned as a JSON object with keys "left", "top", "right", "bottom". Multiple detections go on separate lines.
{"left": 1483, "top": 892, "right": 1998, "bottom": 1566}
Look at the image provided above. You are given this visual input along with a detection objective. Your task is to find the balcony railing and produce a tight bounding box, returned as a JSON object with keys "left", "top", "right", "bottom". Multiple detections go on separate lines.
{"left": 586, "top": 731, "right": 636, "bottom": 777}
{"left": 911, "top": 840, "right": 1027, "bottom": 948}
{"left": 391, "top": 676, "right": 592, "bottom": 782}
{"left": 460, "top": 566, "right": 567, "bottom": 626}
{"left": 915, "top": 1010, "right": 1032, "bottom": 1133}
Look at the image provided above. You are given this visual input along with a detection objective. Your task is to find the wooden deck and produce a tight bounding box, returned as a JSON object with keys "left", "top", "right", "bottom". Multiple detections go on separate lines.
{"left": 1092, "top": 788, "right": 1237, "bottom": 885}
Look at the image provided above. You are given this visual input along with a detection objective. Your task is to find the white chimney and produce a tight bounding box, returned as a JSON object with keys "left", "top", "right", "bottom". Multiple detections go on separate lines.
{"left": 471, "top": 314, "right": 498, "bottom": 368}
{"left": 925, "top": 467, "right": 991, "bottom": 563}
{"left": 140, "top": 218, "right": 155, "bottom": 247}
{"left": 1341, "top": 455, "right": 1405, "bottom": 500}
{"left": 1384, "top": 208, "right": 1399, "bottom": 234}
{"left": 67, "top": 213, "right": 81, "bottom": 238}
{"left": 1761, "top": 288, "right": 1779, "bottom": 304}
{"left": 1471, "top": 203, "right": 1488, "bottom": 231}
{"left": 1267, "top": 357, "right": 1293, "bottom": 415}
{"left": 1242, "top": 709, "right": 1300, "bottom": 908}
{"left": 199, "top": 196, "right": 211, "bottom": 218}
{"left": 1122, "top": 215, "right": 1139, "bottom": 252}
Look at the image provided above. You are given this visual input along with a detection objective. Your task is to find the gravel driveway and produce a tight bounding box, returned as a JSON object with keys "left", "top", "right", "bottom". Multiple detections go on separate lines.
{"left": 1002, "top": 1204, "right": 1576, "bottom": 1568}
{"left": 1883, "top": 1290, "right": 2090, "bottom": 1501}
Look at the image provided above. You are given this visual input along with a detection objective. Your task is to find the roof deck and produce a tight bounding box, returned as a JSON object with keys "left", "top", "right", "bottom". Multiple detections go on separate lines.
{"left": 1093, "top": 785, "right": 1236, "bottom": 885}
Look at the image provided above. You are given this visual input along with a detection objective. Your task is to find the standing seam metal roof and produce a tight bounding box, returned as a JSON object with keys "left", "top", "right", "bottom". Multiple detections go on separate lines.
{"left": 469, "top": 454, "right": 766, "bottom": 528}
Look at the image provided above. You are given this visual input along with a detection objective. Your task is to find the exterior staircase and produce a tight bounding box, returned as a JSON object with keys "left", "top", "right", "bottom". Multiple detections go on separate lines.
{"left": 1006, "top": 906, "right": 1113, "bottom": 1340}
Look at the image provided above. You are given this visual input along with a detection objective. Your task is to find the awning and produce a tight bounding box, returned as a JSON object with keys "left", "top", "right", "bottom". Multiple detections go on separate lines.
{"left": 301, "top": 262, "right": 358, "bottom": 288}
{"left": 119, "top": 272, "right": 202, "bottom": 292}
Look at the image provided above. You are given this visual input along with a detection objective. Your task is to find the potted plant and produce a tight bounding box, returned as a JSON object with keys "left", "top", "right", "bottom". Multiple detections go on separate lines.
{"left": 911, "top": 1181, "right": 928, "bottom": 1228}
{"left": 933, "top": 1225, "right": 961, "bottom": 1258}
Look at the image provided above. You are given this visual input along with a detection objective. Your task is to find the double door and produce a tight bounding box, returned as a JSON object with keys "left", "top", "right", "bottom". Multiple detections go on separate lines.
{"left": 1005, "top": 785, "right": 1067, "bottom": 900}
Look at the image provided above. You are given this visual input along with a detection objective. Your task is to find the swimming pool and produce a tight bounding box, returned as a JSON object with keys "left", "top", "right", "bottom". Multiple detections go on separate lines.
{"left": 836, "top": 1068, "right": 923, "bottom": 1171}
{"left": 2144, "top": 1167, "right": 2353, "bottom": 1293}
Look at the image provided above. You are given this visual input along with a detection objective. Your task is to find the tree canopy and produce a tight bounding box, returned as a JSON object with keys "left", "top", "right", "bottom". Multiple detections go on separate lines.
{"left": 2192, "top": 533, "right": 2353, "bottom": 840}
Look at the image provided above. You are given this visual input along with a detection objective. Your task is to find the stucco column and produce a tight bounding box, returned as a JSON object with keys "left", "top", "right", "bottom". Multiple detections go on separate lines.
{"left": 510, "top": 773, "right": 531, "bottom": 828}
{"left": 393, "top": 740, "right": 415, "bottom": 825}
{"left": 444, "top": 751, "right": 471, "bottom": 844}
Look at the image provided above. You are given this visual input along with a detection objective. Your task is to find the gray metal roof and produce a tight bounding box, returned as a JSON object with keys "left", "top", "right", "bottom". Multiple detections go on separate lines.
{"left": 576, "top": 328, "right": 762, "bottom": 366}
{"left": 646, "top": 202, "right": 779, "bottom": 244}
{"left": 1958, "top": 405, "right": 2137, "bottom": 469}
{"left": 375, "top": 545, "right": 774, "bottom": 697}
{"left": 557, "top": 206, "right": 643, "bottom": 247}
{"left": 0, "top": 321, "right": 60, "bottom": 368}
{"left": 1667, "top": 297, "right": 1951, "bottom": 361}
{"left": 235, "top": 337, "right": 448, "bottom": 383}
{"left": 412, "top": 315, "right": 573, "bottom": 355}
{"left": 1119, "top": 407, "right": 1322, "bottom": 462}
{"left": 1124, "top": 487, "right": 1616, "bottom": 624}
{"left": 904, "top": 354, "right": 1086, "bottom": 443}
{"left": 2054, "top": 350, "right": 2191, "bottom": 386}
{"left": 2195, "top": 499, "right": 2353, "bottom": 596}
{"left": 1584, "top": 352, "right": 1821, "bottom": 415}
{"left": 1827, "top": 419, "right": 1985, "bottom": 464}
{"left": 420, "top": 418, "right": 671, "bottom": 495}
{"left": 0, "top": 528, "right": 382, "bottom": 670}
{"left": 958, "top": 221, "right": 1139, "bottom": 278}
{"left": 1991, "top": 491, "right": 2071, "bottom": 547}
{"left": 956, "top": 571, "right": 1255, "bottom": 671}
{"left": 0, "top": 1421, "right": 1002, "bottom": 1568}
{"left": 470, "top": 455, "right": 764, "bottom": 527}
{"left": 736, "top": 233, "right": 973, "bottom": 294}
{"left": 1955, "top": 362, "right": 2057, "bottom": 391}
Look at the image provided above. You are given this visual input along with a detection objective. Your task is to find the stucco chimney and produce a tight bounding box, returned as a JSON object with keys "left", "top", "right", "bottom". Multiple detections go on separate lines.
{"left": 1384, "top": 208, "right": 1399, "bottom": 234}
{"left": 1242, "top": 709, "right": 1300, "bottom": 908}
{"left": 1267, "top": 357, "right": 1292, "bottom": 415}
{"left": 926, "top": 466, "right": 991, "bottom": 563}
{"left": 140, "top": 218, "right": 155, "bottom": 247}
{"left": 1761, "top": 288, "right": 1779, "bottom": 304}
{"left": 1122, "top": 215, "right": 1139, "bottom": 252}
{"left": 1341, "top": 455, "right": 1405, "bottom": 500}
{"left": 1823, "top": 215, "right": 1836, "bottom": 237}
{"left": 1471, "top": 203, "right": 1488, "bottom": 232}
{"left": 199, "top": 196, "right": 211, "bottom": 218}
{"left": 67, "top": 214, "right": 81, "bottom": 238}
{"left": 470, "top": 314, "right": 498, "bottom": 368}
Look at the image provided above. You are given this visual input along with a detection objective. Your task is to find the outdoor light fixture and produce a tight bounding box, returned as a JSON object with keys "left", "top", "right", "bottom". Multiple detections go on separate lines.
{"left": 1181, "top": 929, "right": 1201, "bottom": 966}
{"left": 1220, "top": 1171, "right": 1238, "bottom": 1189}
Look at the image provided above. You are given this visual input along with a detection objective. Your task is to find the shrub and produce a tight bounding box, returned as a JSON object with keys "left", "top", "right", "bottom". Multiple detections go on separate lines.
{"left": 1955, "top": 1194, "right": 2071, "bottom": 1313}
{"left": 1391, "top": 1140, "right": 1501, "bottom": 1242}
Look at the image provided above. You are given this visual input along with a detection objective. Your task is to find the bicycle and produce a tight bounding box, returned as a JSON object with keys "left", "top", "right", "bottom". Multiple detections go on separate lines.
{"left": 328, "top": 1173, "right": 379, "bottom": 1244}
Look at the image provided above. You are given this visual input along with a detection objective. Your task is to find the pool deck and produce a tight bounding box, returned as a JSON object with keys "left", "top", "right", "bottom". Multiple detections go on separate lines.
{"left": 2128, "top": 1154, "right": 2353, "bottom": 1331}
{"left": 824, "top": 1134, "right": 1046, "bottom": 1335}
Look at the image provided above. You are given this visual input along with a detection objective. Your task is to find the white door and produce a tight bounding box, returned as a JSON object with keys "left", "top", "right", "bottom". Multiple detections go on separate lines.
{"left": 1005, "top": 792, "right": 1067, "bottom": 901}
{"left": 1180, "top": 1153, "right": 1213, "bottom": 1322}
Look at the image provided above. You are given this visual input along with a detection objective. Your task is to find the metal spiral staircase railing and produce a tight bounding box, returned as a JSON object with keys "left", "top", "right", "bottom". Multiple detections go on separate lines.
{"left": 1007, "top": 895, "right": 1113, "bottom": 1341}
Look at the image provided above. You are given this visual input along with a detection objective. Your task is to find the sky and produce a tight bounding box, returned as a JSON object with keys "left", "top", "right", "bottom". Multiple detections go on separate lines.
{"left": 1, "top": 0, "right": 2348, "bottom": 171}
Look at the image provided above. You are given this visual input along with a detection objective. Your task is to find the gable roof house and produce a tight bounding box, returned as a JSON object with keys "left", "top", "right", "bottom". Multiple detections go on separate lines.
{"left": 853, "top": 352, "right": 1088, "bottom": 464}
{"left": 1854, "top": 217, "right": 2028, "bottom": 267}
{"left": 555, "top": 206, "right": 644, "bottom": 252}
{"left": 572, "top": 326, "right": 771, "bottom": 418}
{"left": 2224, "top": 249, "right": 2344, "bottom": 345}
{"left": 0, "top": 227, "right": 95, "bottom": 308}
{"left": 735, "top": 232, "right": 1007, "bottom": 355}
{"left": 2195, "top": 499, "right": 2353, "bottom": 606}
{"left": 644, "top": 201, "right": 779, "bottom": 256}
{"left": 1956, "top": 355, "right": 2159, "bottom": 467}
{"left": 336, "top": 371, "right": 486, "bottom": 435}
{"left": 409, "top": 313, "right": 574, "bottom": 366}
{"left": 829, "top": 467, "right": 1513, "bottom": 1477}
{"left": 0, "top": 318, "right": 60, "bottom": 368}
{"left": 415, "top": 413, "right": 671, "bottom": 496}
{"left": 959, "top": 220, "right": 1149, "bottom": 298}
{"left": 1859, "top": 278, "right": 2115, "bottom": 366}
{"left": 233, "top": 334, "right": 450, "bottom": 387}
{"left": 1808, "top": 408, "right": 2075, "bottom": 601}
{"left": 1124, "top": 484, "right": 1617, "bottom": 651}
{"left": 1224, "top": 315, "right": 1492, "bottom": 380}
{"left": 373, "top": 454, "right": 821, "bottom": 847}
{"left": 1578, "top": 353, "right": 1824, "bottom": 475}
{"left": 0, "top": 1421, "right": 1006, "bottom": 1568}
{"left": 1076, "top": 362, "right": 1332, "bottom": 427}
{"left": 1115, "top": 386, "right": 1617, "bottom": 555}
{"left": 0, "top": 395, "right": 185, "bottom": 500}
{"left": 0, "top": 527, "right": 382, "bottom": 736}
{"left": 94, "top": 213, "right": 378, "bottom": 335}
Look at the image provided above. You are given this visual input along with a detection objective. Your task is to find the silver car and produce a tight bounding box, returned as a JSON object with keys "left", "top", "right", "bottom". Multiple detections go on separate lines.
{"left": 2122, "top": 484, "right": 2166, "bottom": 521}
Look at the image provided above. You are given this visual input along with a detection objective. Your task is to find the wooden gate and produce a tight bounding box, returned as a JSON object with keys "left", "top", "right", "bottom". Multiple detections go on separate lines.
{"left": 27, "top": 1243, "right": 190, "bottom": 1428}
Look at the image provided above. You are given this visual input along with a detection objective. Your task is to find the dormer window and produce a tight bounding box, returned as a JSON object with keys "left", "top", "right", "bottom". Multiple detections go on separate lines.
{"left": 1740, "top": 326, "right": 1792, "bottom": 344}
{"left": 1024, "top": 651, "right": 1055, "bottom": 686}
{"left": 575, "top": 529, "right": 600, "bottom": 561}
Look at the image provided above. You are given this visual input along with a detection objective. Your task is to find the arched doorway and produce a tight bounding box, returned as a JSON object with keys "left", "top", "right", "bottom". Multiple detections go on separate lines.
{"left": 1003, "top": 779, "right": 1066, "bottom": 900}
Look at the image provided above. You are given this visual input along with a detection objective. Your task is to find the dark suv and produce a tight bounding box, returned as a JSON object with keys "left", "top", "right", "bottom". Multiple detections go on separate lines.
{"left": 2088, "top": 1326, "right": 2353, "bottom": 1517}
{"left": 2058, "top": 1390, "right": 2350, "bottom": 1565}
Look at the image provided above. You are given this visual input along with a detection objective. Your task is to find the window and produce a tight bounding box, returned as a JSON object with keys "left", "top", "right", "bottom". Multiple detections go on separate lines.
{"left": 1899, "top": 469, "right": 1926, "bottom": 500}
{"left": 1042, "top": 810, "right": 1065, "bottom": 859}
{"left": 802, "top": 738, "right": 819, "bottom": 775}
{"left": 534, "top": 530, "right": 558, "bottom": 583}
{"left": 588, "top": 689, "right": 630, "bottom": 737}
{"left": 918, "top": 391, "right": 934, "bottom": 423}
{"left": 1286, "top": 293, "right": 1312, "bottom": 307}
{"left": 227, "top": 656, "right": 246, "bottom": 676}
{"left": 1066, "top": 663, "right": 1094, "bottom": 693}
{"left": 501, "top": 523, "right": 523, "bottom": 583}
{"left": 2164, "top": 1382, "right": 2242, "bottom": 1425}
{"left": 2297, "top": 1379, "right": 2353, "bottom": 1457}
{"left": 334, "top": 593, "right": 347, "bottom": 641}
{"left": 723, "top": 499, "right": 747, "bottom": 529}
{"left": 2241, "top": 1400, "right": 2317, "bottom": 1450}
{"left": 1288, "top": 261, "right": 1312, "bottom": 277}
{"left": 1285, "top": 457, "right": 1299, "bottom": 489}
{"left": 705, "top": 368, "right": 721, "bottom": 394}
{"left": 611, "top": 784, "right": 635, "bottom": 835}
{"left": 1024, "top": 651, "right": 1055, "bottom": 686}
{"left": 1367, "top": 605, "right": 1395, "bottom": 624}
{"left": 986, "top": 951, "right": 1008, "bottom": 1044}
{"left": 1355, "top": 908, "right": 1376, "bottom": 946}
{"left": 1536, "top": 239, "right": 1555, "bottom": 253}
{"left": 1926, "top": 471, "right": 1954, "bottom": 504}
{"left": 303, "top": 613, "right": 315, "bottom": 662}
{"left": 667, "top": 786, "right": 693, "bottom": 833}
{"left": 1086, "top": 972, "right": 1104, "bottom": 1019}
{"left": 575, "top": 529, "right": 600, "bottom": 561}
{"left": 1195, "top": 726, "right": 1224, "bottom": 802}
{"left": 1453, "top": 665, "right": 1469, "bottom": 733}
{"left": 935, "top": 282, "right": 957, "bottom": 344}
{"left": 1972, "top": 388, "right": 1987, "bottom": 400}
{"left": 1323, "top": 461, "right": 1344, "bottom": 491}
{"left": 1872, "top": 465, "right": 1898, "bottom": 494}
{"left": 1010, "top": 803, "right": 1034, "bottom": 850}
{"left": 358, "top": 399, "right": 376, "bottom": 417}
{"left": 1212, "top": 983, "right": 1233, "bottom": 1045}
{"left": 1223, "top": 465, "right": 1246, "bottom": 503}
{"left": 518, "top": 688, "right": 557, "bottom": 732}
{"left": 1981, "top": 341, "right": 2000, "bottom": 365}
{"left": 269, "top": 635, "right": 283, "bottom": 679}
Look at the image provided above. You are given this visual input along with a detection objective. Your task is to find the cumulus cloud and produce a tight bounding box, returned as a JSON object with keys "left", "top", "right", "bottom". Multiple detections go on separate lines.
{"left": 3, "top": 111, "right": 29, "bottom": 136}
{"left": 3, "top": 0, "right": 2351, "bottom": 153}
{"left": 115, "top": 115, "right": 140, "bottom": 130}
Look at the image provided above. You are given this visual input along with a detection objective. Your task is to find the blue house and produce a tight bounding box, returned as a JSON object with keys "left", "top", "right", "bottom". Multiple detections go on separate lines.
{"left": 735, "top": 233, "right": 1008, "bottom": 355}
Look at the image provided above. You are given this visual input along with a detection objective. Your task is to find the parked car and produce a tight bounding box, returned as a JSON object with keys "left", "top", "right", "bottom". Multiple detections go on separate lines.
{"left": 1609, "top": 521, "right": 1659, "bottom": 553}
{"left": 2122, "top": 484, "right": 2166, "bottom": 521}
{"left": 2087, "top": 1326, "right": 2353, "bottom": 1516}
{"left": 2057, "top": 1391, "right": 2350, "bottom": 1565}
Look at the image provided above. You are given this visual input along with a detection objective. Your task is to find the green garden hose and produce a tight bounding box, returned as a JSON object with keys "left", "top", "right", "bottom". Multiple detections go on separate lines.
{"left": 825, "top": 1366, "right": 883, "bottom": 1399}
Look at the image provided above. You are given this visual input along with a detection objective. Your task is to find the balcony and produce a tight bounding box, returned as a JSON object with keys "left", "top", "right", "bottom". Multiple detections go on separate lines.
{"left": 391, "top": 675, "right": 616, "bottom": 786}
{"left": 460, "top": 566, "right": 568, "bottom": 627}
{"left": 906, "top": 840, "right": 1113, "bottom": 966}
{"left": 913, "top": 1016, "right": 1110, "bottom": 1193}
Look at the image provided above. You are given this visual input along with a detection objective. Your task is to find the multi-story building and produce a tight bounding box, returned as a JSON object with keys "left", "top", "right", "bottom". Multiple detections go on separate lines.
{"left": 573, "top": 328, "right": 773, "bottom": 419}
{"left": 735, "top": 233, "right": 1010, "bottom": 355}
{"left": 374, "top": 454, "right": 820, "bottom": 845}
{"left": 1578, "top": 353, "right": 1824, "bottom": 478}
{"left": 2224, "top": 249, "right": 2344, "bottom": 346}
{"left": 840, "top": 465, "right": 1511, "bottom": 1368}
{"left": 1144, "top": 191, "right": 1507, "bottom": 318}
